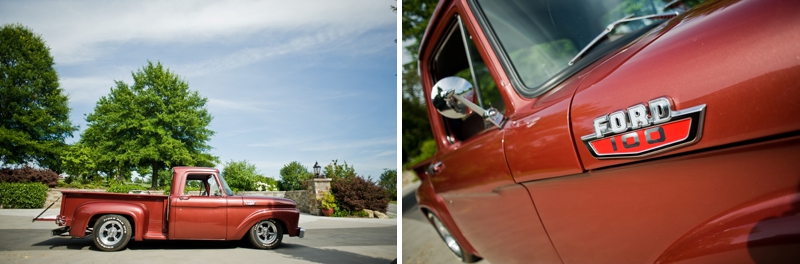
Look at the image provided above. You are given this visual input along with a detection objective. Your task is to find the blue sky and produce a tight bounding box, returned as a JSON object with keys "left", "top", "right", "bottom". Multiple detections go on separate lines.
{"left": 0, "top": 0, "right": 398, "bottom": 180}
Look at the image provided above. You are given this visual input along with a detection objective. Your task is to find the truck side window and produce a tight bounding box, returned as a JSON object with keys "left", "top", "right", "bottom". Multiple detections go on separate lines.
{"left": 185, "top": 174, "right": 220, "bottom": 196}
{"left": 431, "top": 15, "right": 505, "bottom": 143}
{"left": 186, "top": 177, "right": 205, "bottom": 196}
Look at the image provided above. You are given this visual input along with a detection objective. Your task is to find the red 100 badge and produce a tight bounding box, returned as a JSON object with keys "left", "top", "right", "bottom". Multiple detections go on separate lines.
{"left": 581, "top": 97, "right": 706, "bottom": 159}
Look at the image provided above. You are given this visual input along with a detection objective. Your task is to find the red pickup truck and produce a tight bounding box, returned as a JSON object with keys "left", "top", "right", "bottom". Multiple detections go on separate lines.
{"left": 34, "top": 166, "right": 304, "bottom": 251}
{"left": 412, "top": 0, "right": 800, "bottom": 263}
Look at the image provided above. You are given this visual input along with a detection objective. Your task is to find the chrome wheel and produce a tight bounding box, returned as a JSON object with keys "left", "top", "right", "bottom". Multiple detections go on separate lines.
{"left": 98, "top": 219, "right": 124, "bottom": 246}
{"left": 254, "top": 220, "right": 278, "bottom": 245}
{"left": 429, "top": 212, "right": 462, "bottom": 257}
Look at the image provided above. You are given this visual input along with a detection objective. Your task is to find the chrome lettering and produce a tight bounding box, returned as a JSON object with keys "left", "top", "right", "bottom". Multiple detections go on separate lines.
{"left": 649, "top": 97, "right": 671, "bottom": 124}
{"left": 593, "top": 116, "right": 609, "bottom": 138}
{"left": 627, "top": 104, "right": 650, "bottom": 129}
{"left": 609, "top": 111, "right": 628, "bottom": 134}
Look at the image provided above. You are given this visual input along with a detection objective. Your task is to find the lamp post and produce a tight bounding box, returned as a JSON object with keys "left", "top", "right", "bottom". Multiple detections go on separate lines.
{"left": 313, "top": 161, "right": 322, "bottom": 178}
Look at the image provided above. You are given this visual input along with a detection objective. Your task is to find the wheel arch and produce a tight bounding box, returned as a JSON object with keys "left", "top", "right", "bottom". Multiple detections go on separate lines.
{"left": 230, "top": 209, "right": 297, "bottom": 240}
{"left": 419, "top": 201, "right": 481, "bottom": 259}
{"left": 71, "top": 202, "right": 148, "bottom": 241}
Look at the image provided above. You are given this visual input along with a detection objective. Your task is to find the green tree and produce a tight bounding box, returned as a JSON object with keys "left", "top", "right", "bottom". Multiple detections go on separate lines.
{"left": 379, "top": 169, "right": 397, "bottom": 201}
{"left": 323, "top": 159, "right": 357, "bottom": 181}
{"left": 82, "top": 61, "right": 217, "bottom": 188}
{"left": 0, "top": 24, "right": 77, "bottom": 171}
{"left": 278, "top": 161, "right": 312, "bottom": 191}
{"left": 61, "top": 143, "right": 98, "bottom": 182}
{"left": 221, "top": 160, "right": 269, "bottom": 192}
{"left": 401, "top": 0, "right": 438, "bottom": 164}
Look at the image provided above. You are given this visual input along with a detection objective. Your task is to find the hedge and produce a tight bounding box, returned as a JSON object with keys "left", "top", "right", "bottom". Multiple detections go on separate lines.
{"left": 107, "top": 184, "right": 147, "bottom": 194}
{"left": 0, "top": 182, "right": 48, "bottom": 208}
{"left": 0, "top": 166, "right": 59, "bottom": 187}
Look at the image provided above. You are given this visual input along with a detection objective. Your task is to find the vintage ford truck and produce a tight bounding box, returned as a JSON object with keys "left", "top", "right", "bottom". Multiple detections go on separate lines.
{"left": 412, "top": 0, "right": 800, "bottom": 263}
{"left": 33, "top": 166, "right": 304, "bottom": 251}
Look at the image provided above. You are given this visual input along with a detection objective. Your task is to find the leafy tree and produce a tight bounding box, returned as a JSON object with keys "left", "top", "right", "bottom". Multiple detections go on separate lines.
{"left": 221, "top": 160, "right": 272, "bottom": 192}
{"left": 379, "top": 169, "right": 397, "bottom": 201}
{"left": 278, "top": 161, "right": 312, "bottom": 191}
{"left": 402, "top": 0, "right": 438, "bottom": 74}
{"left": 323, "top": 159, "right": 357, "bottom": 181}
{"left": 0, "top": 24, "right": 77, "bottom": 171}
{"left": 401, "top": 1, "right": 438, "bottom": 164}
{"left": 81, "top": 61, "right": 217, "bottom": 189}
{"left": 61, "top": 143, "right": 98, "bottom": 182}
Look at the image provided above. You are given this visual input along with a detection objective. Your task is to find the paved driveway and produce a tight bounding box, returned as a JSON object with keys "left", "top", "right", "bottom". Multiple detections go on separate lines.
{"left": 0, "top": 209, "right": 397, "bottom": 264}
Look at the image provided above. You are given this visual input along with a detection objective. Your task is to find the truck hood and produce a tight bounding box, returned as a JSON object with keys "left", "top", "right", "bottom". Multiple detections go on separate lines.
{"left": 568, "top": 0, "right": 800, "bottom": 170}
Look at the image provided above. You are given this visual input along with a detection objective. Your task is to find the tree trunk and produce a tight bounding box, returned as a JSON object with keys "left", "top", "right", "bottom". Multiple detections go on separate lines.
{"left": 151, "top": 161, "right": 159, "bottom": 189}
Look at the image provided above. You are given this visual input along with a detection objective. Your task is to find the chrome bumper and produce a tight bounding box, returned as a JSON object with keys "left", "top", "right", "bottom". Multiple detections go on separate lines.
{"left": 298, "top": 227, "right": 305, "bottom": 238}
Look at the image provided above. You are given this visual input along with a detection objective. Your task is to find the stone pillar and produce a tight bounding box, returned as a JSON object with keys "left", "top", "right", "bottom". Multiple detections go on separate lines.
{"left": 305, "top": 178, "right": 332, "bottom": 215}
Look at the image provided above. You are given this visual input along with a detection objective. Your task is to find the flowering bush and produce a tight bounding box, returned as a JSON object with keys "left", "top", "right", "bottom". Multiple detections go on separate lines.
{"left": 255, "top": 181, "right": 277, "bottom": 191}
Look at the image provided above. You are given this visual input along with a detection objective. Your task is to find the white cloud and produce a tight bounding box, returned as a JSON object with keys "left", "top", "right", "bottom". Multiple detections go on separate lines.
{"left": 60, "top": 77, "right": 117, "bottom": 104}
{"left": 1, "top": 0, "right": 396, "bottom": 64}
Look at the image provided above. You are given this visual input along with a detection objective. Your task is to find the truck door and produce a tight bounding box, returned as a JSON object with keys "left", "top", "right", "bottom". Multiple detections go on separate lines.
{"left": 171, "top": 174, "right": 227, "bottom": 240}
{"left": 422, "top": 11, "right": 560, "bottom": 262}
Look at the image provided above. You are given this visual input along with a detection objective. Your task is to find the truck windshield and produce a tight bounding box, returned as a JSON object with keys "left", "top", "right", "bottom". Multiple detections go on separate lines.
{"left": 471, "top": 0, "right": 702, "bottom": 89}
{"left": 217, "top": 173, "right": 235, "bottom": 196}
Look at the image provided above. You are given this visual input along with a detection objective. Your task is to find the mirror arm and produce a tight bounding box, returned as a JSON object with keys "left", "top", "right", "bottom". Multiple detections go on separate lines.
{"left": 453, "top": 94, "right": 506, "bottom": 129}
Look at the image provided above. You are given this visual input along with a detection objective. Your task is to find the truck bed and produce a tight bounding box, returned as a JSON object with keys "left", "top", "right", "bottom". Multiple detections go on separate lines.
{"left": 59, "top": 190, "right": 169, "bottom": 240}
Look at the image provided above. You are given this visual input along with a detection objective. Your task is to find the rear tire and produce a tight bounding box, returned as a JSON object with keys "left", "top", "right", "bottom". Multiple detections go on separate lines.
{"left": 249, "top": 219, "right": 283, "bottom": 249}
{"left": 92, "top": 214, "right": 132, "bottom": 251}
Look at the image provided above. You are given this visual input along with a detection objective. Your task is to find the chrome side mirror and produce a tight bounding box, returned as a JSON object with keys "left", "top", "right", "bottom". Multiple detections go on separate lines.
{"left": 430, "top": 76, "right": 505, "bottom": 128}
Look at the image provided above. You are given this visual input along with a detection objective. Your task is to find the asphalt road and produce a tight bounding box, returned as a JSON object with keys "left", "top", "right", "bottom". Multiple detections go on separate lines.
{"left": 401, "top": 182, "right": 489, "bottom": 264}
{"left": 0, "top": 209, "right": 397, "bottom": 264}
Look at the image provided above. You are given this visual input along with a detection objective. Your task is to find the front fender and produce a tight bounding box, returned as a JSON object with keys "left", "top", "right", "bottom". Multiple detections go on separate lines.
{"left": 656, "top": 187, "right": 800, "bottom": 263}
{"left": 70, "top": 201, "right": 148, "bottom": 241}
{"left": 229, "top": 208, "right": 300, "bottom": 240}
{"left": 416, "top": 180, "right": 481, "bottom": 258}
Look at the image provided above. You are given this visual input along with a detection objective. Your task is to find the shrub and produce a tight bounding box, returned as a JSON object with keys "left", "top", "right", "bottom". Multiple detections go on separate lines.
{"left": 331, "top": 176, "right": 388, "bottom": 213}
{"left": 0, "top": 166, "right": 59, "bottom": 187}
{"left": 107, "top": 184, "right": 146, "bottom": 194}
{"left": 0, "top": 182, "right": 48, "bottom": 208}
{"left": 331, "top": 209, "right": 369, "bottom": 218}
{"left": 319, "top": 191, "right": 337, "bottom": 209}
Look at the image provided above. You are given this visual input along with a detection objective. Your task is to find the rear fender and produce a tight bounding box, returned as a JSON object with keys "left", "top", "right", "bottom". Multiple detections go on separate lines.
{"left": 70, "top": 202, "right": 148, "bottom": 241}
{"left": 230, "top": 209, "right": 300, "bottom": 240}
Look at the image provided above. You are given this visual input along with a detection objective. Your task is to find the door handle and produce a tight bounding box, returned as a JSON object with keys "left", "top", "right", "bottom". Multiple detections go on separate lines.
{"left": 426, "top": 161, "right": 443, "bottom": 176}
{"left": 179, "top": 196, "right": 190, "bottom": 200}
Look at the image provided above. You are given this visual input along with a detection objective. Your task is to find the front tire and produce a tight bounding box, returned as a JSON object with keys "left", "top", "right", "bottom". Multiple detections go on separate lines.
{"left": 92, "top": 214, "right": 132, "bottom": 251}
{"left": 428, "top": 212, "right": 479, "bottom": 262}
{"left": 249, "top": 219, "right": 283, "bottom": 249}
